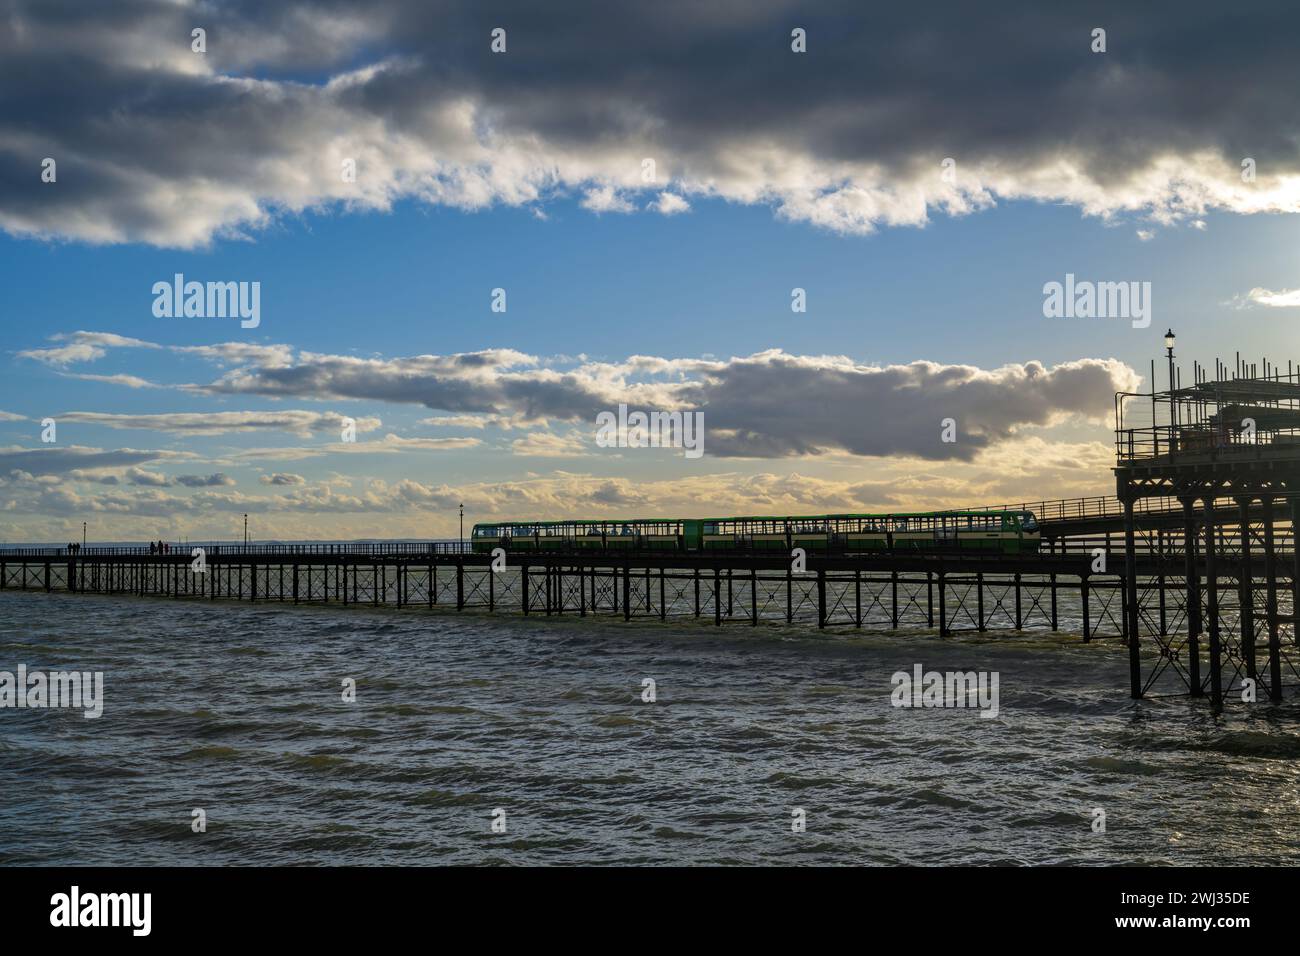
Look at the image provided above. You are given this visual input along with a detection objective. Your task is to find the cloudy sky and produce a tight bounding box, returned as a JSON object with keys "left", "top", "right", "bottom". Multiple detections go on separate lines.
{"left": 2, "top": 0, "right": 1298, "bottom": 542}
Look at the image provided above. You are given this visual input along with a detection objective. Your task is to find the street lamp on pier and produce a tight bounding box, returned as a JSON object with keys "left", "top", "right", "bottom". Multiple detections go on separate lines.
{"left": 243, "top": 513, "right": 249, "bottom": 546}
{"left": 459, "top": 503, "right": 464, "bottom": 553}
{"left": 1164, "top": 329, "right": 1177, "bottom": 431}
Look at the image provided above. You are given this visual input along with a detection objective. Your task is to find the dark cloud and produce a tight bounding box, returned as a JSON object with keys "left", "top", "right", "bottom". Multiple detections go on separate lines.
{"left": 2, "top": 1, "right": 1295, "bottom": 245}
{"left": 175, "top": 472, "right": 236, "bottom": 487}
{"left": 197, "top": 342, "right": 1141, "bottom": 460}
{"left": 0, "top": 445, "right": 181, "bottom": 476}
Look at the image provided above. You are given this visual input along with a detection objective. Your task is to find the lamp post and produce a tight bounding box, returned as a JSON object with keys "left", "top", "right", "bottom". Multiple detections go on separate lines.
{"left": 1164, "top": 328, "right": 1177, "bottom": 433}
{"left": 459, "top": 503, "right": 464, "bottom": 553}
{"left": 243, "top": 513, "right": 248, "bottom": 546}
{"left": 82, "top": 521, "right": 86, "bottom": 549}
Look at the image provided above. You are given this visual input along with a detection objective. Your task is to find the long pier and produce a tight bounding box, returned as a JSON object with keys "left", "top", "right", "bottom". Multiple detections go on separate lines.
{"left": 0, "top": 533, "right": 1290, "bottom": 678}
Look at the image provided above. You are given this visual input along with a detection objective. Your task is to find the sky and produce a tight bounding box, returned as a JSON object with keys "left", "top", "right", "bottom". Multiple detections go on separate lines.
{"left": 1, "top": 0, "right": 1299, "bottom": 543}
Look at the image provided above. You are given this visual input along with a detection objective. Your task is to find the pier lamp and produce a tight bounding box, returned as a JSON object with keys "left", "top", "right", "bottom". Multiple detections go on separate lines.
{"left": 243, "top": 513, "right": 248, "bottom": 546}
{"left": 1164, "top": 329, "right": 1178, "bottom": 432}
{"left": 459, "top": 503, "right": 464, "bottom": 552}
{"left": 82, "top": 521, "right": 86, "bottom": 549}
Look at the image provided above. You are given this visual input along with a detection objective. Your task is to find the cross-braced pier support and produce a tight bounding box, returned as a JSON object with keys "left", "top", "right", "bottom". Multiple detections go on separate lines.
{"left": 1, "top": 548, "right": 1147, "bottom": 643}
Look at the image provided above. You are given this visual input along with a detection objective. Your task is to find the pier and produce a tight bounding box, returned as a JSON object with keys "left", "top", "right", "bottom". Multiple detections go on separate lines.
{"left": 5, "top": 348, "right": 1300, "bottom": 709}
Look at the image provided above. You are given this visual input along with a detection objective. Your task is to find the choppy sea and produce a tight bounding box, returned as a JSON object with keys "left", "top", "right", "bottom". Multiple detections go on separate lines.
{"left": 3, "top": 589, "right": 1299, "bottom": 865}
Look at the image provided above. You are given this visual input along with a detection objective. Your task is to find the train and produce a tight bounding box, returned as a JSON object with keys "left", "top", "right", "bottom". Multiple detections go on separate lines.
{"left": 470, "top": 510, "right": 1039, "bottom": 554}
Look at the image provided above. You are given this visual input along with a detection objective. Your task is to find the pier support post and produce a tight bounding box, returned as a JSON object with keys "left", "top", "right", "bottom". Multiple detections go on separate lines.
{"left": 1122, "top": 491, "right": 1141, "bottom": 699}
{"left": 1237, "top": 497, "right": 1256, "bottom": 680}
{"left": 976, "top": 572, "right": 985, "bottom": 631}
{"left": 1262, "top": 496, "right": 1282, "bottom": 702}
{"left": 926, "top": 572, "right": 934, "bottom": 628}
{"left": 1182, "top": 497, "right": 1202, "bottom": 695}
{"left": 715, "top": 566, "right": 722, "bottom": 626}
{"left": 455, "top": 559, "right": 463, "bottom": 610}
{"left": 785, "top": 566, "right": 793, "bottom": 624}
{"left": 1050, "top": 572, "right": 1058, "bottom": 631}
{"left": 521, "top": 565, "right": 529, "bottom": 614}
{"left": 751, "top": 569, "right": 758, "bottom": 626}
{"left": 891, "top": 571, "right": 899, "bottom": 629}
{"left": 1014, "top": 572, "right": 1022, "bottom": 630}
{"left": 1080, "top": 574, "right": 1091, "bottom": 642}
{"left": 1203, "top": 496, "right": 1224, "bottom": 710}
{"left": 659, "top": 567, "right": 666, "bottom": 621}
{"left": 624, "top": 562, "right": 631, "bottom": 622}
{"left": 937, "top": 571, "right": 947, "bottom": 637}
{"left": 1157, "top": 539, "right": 1168, "bottom": 639}
{"left": 816, "top": 567, "right": 826, "bottom": 628}
{"left": 854, "top": 569, "right": 861, "bottom": 628}
{"left": 292, "top": 564, "right": 299, "bottom": 604}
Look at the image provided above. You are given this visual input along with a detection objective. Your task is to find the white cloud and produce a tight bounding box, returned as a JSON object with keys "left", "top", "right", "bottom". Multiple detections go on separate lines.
{"left": 580, "top": 185, "right": 635, "bottom": 214}
{"left": 510, "top": 432, "right": 588, "bottom": 457}
{"left": 1245, "top": 287, "right": 1300, "bottom": 308}
{"left": 650, "top": 192, "right": 690, "bottom": 215}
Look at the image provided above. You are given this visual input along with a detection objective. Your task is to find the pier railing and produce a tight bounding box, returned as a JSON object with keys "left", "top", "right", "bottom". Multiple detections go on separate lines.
{"left": 957, "top": 495, "right": 1187, "bottom": 522}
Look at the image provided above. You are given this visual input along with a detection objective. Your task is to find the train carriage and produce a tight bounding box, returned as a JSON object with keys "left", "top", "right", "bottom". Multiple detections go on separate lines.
{"left": 471, "top": 509, "right": 1039, "bottom": 554}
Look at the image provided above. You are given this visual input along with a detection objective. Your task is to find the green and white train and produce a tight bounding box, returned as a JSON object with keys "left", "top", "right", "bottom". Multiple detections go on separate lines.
{"left": 470, "top": 510, "right": 1039, "bottom": 554}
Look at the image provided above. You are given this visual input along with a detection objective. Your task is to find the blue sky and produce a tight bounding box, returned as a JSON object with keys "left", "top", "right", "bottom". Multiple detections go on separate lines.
{"left": 7, "top": 196, "right": 1296, "bottom": 376}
